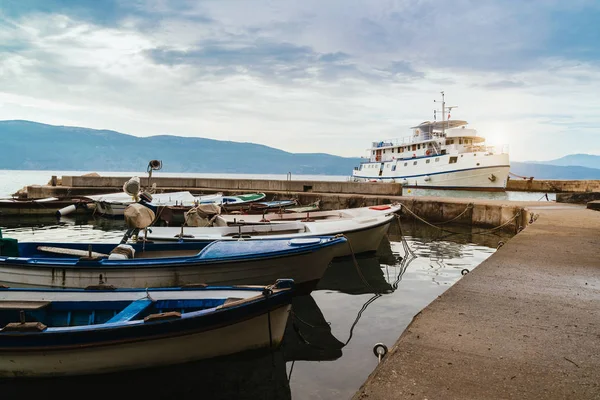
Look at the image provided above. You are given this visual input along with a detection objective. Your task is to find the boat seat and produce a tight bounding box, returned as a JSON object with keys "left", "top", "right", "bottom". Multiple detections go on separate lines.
{"left": 217, "top": 297, "right": 250, "bottom": 309}
{"left": 106, "top": 299, "right": 153, "bottom": 323}
{"left": 0, "top": 301, "right": 51, "bottom": 310}
{"left": 37, "top": 246, "right": 109, "bottom": 258}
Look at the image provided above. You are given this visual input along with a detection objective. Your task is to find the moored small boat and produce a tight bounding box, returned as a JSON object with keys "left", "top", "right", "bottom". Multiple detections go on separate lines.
{"left": 142, "top": 210, "right": 397, "bottom": 256}
{"left": 88, "top": 191, "right": 222, "bottom": 217}
{"left": 0, "top": 280, "right": 293, "bottom": 377}
{"left": 0, "top": 235, "right": 345, "bottom": 292}
{"left": 213, "top": 193, "right": 268, "bottom": 211}
{"left": 0, "top": 197, "right": 93, "bottom": 217}
{"left": 220, "top": 203, "right": 401, "bottom": 223}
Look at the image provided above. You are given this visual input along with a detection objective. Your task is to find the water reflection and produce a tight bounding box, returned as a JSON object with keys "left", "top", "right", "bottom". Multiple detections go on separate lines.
{"left": 0, "top": 349, "right": 291, "bottom": 400}
{"left": 283, "top": 295, "right": 344, "bottom": 362}
{"left": 0, "top": 215, "right": 509, "bottom": 399}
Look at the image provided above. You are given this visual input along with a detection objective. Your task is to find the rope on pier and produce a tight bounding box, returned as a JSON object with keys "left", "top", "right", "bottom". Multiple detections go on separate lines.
{"left": 431, "top": 202, "right": 474, "bottom": 225}
{"left": 397, "top": 206, "right": 522, "bottom": 236}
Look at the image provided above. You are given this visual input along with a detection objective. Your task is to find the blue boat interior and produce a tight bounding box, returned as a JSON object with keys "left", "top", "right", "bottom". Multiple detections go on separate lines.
{"left": 6, "top": 241, "right": 213, "bottom": 260}
{"left": 0, "top": 297, "right": 234, "bottom": 329}
{"left": 0, "top": 236, "right": 336, "bottom": 262}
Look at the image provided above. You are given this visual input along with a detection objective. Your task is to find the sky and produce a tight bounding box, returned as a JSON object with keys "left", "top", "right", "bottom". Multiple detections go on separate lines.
{"left": 0, "top": 0, "right": 599, "bottom": 162}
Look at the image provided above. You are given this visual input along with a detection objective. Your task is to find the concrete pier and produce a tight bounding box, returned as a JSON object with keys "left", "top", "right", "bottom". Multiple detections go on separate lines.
{"left": 353, "top": 201, "right": 600, "bottom": 399}
{"left": 23, "top": 176, "right": 402, "bottom": 198}
{"left": 507, "top": 178, "right": 600, "bottom": 193}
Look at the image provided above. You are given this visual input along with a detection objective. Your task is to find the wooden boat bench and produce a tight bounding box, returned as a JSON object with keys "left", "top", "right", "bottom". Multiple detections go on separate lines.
{"left": 37, "top": 246, "right": 109, "bottom": 259}
{"left": 106, "top": 299, "right": 153, "bottom": 323}
{"left": 0, "top": 301, "right": 51, "bottom": 310}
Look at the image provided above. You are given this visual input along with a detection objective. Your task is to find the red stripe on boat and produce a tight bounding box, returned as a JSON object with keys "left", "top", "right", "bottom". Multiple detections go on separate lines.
{"left": 368, "top": 205, "right": 391, "bottom": 210}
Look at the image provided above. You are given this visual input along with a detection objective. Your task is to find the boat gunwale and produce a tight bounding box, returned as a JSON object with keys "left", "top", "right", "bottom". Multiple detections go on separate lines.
{"left": 0, "top": 236, "right": 346, "bottom": 269}
{"left": 0, "top": 287, "right": 292, "bottom": 352}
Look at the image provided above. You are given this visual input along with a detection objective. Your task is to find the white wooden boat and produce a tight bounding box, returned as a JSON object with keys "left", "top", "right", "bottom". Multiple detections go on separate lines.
{"left": 0, "top": 236, "right": 346, "bottom": 292}
{"left": 88, "top": 192, "right": 222, "bottom": 217}
{"left": 143, "top": 208, "right": 398, "bottom": 256}
{"left": 218, "top": 204, "right": 401, "bottom": 224}
{"left": 0, "top": 280, "right": 293, "bottom": 377}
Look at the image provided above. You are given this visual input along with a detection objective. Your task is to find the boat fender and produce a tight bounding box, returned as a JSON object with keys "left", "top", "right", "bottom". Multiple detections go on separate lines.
{"left": 56, "top": 204, "right": 77, "bottom": 217}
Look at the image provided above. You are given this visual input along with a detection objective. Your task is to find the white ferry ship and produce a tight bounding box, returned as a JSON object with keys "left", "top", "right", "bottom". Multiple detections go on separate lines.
{"left": 352, "top": 92, "right": 510, "bottom": 191}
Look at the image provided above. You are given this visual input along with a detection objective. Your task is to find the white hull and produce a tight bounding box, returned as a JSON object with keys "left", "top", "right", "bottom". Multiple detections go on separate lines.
{"left": 91, "top": 192, "right": 223, "bottom": 217}
{"left": 0, "top": 304, "right": 290, "bottom": 377}
{"left": 94, "top": 201, "right": 127, "bottom": 216}
{"left": 220, "top": 204, "right": 401, "bottom": 223}
{"left": 353, "top": 148, "right": 510, "bottom": 190}
{"left": 0, "top": 245, "right": 339, "bottom": 290}
{"left": 146, "top": 213, "right": 396, "bottom": 257}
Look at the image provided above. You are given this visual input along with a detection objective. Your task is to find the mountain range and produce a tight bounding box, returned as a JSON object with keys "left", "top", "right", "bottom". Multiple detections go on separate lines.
{"left": 0, "top": 120, "right": 360, "bottom": 175}
{"left": 1, "top": 120, "right": 599, "bottom": 179}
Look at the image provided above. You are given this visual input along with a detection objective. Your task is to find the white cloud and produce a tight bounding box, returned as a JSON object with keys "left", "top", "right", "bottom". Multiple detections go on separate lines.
{"left": 0, "top": 1, "right": 599, "bottom": 164}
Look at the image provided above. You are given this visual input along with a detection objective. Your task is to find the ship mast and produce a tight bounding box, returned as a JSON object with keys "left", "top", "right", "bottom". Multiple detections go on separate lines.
{"left": 434, "top": 91, "right": 457, "bottom": 136}
{"left": 434, "top": 91, "right": 446, "bottom": 136}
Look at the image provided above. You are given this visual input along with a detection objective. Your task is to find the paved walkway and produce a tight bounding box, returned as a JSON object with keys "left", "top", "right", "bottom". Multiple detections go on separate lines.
{"left": 353, "top": 202, "right": 600, "bottom": 399}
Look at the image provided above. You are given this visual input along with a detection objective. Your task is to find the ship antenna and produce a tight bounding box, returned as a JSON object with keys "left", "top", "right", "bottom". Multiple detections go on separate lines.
{"left": 434, "top": 91, "right": 445, "bottom": 135}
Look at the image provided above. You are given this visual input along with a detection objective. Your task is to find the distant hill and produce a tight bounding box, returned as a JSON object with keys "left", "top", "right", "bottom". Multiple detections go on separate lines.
{"left": 526, "top": 154, "right": 600, "bottom": 169}
{"left": 0, "top": 120, "right": 361, "bottom": 175}
{"left": 2, "top": 120, "right": 600, "bottom": 180}
{"left": 509, "top": 162, "right": 600, "bottom": 180}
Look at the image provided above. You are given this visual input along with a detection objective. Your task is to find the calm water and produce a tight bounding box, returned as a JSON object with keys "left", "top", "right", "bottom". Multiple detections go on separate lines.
{"left": 1, "top": 169, "right": 555, "bottom": 202}
{"left": 0, "top": 212, "right": 512, "bottom": 399}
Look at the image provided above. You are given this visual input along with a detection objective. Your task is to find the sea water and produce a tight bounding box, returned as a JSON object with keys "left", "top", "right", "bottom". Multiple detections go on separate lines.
{"left": 0, "top": 169, "right": 555, "bottom": 202}
{"left": 0, "top": 208, "right": 512, "bottom": 399}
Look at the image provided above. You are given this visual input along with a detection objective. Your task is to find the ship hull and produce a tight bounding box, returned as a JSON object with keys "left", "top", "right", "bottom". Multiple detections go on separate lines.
{"left": 352, "top": 153, "right": 509, "bottom": 191}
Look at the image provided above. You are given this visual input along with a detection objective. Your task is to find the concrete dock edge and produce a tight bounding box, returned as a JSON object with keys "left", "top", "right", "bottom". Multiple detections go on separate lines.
{"left": 353, "top": 201, "right": 600, "bottom": 399}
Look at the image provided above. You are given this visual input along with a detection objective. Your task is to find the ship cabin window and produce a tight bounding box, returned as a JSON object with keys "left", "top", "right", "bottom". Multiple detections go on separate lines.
{"left": 372, "top": 151, "right": 375, "bottom": 155}
{"left": 435, "top": 158, "right": 439, "bottom": 162}
{"left": 412, "top": 144, "right": 417, "bottom": 151}
{"left": 426, "top": 159, "right": 430, "bottom": 164}
{"left": 449, "top": 156, "right": 458, "bottom": 164}
{"left": 391, "top": 148, "right": 394, "bottom": 153}
{"left": 417, "top": 144, "right": 421, "bottom": 150}
{"left": 445, "top": 139, "right": 454, "bottom": 145}
{"left": 383, "top": 149, "right": 386, "bottom": 154}
{"left": 413, "top": 161, "right": 417, "bottom": 165}
{"left": 392, "top": 165, "right": 396, "bottom": 171}
{"left": 399, "top": 147, "right": 404, "bottom": 153}
{"left": 474, "top": 153, "right": 477, "bottom": 156}
{"left": 459, "top": 138, "right": 463, "bottom": 144}
{"left": 404, "top": 162, "right": 407, "bottom": 167}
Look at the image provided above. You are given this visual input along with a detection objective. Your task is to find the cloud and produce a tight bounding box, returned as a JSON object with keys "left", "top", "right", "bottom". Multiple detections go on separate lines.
{"left": 0, "top": 0, "right": 599, "bottom": 163}
{"left": 480, "top": 80, "right": 526, "bottom": 89}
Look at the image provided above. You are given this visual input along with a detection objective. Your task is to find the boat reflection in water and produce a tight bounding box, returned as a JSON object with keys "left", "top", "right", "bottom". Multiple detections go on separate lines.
{"left": 282, "top": 294, "right": 345, "bottom": 363}
{"left": 284, "top": 235, "right": 415, "bottom": 367}
{"left": 317, "top": 235, "right": 407, "bottom": 295}
{"left": 0, "top": 348, "right": 291, "bottom": 400}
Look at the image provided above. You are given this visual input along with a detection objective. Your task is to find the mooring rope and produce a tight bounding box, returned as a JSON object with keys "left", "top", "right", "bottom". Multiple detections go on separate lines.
{"left": 398, "top": 206, "right": 522, "bottom": 236}
{"left": 431, "top": 202, "right": 474, "bottom": 225}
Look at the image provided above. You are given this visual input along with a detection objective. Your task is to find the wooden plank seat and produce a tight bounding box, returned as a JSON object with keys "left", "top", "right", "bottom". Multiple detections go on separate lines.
{"left": 106, "top": 299, "right": 153, "bottom": 323}
{"left": 37, "top": 246, "right": 109, "bottom": 258}
{"left": 0, "top": 301, "right": 51, "bottom": 310}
